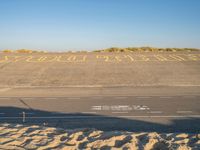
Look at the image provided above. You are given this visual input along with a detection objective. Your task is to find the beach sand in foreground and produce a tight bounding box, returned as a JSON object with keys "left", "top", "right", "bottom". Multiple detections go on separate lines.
{"left": 0, "top": 123, "right": 199, "bottom": 150}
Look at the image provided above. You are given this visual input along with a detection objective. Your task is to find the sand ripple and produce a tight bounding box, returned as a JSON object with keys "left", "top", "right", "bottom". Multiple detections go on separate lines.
{"left": 0, "top": 124, "right": 199, "bottom": 150}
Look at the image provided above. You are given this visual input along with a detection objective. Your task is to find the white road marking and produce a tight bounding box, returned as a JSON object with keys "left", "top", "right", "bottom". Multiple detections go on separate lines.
{"left": 91, "top": 106, "right": 102, "bottom": 110}
{"left": 1, "top": 115, "right": 200, "bottom": 119}
{"left": 176, "top": 111, "right": 193, "bottom": 114}
{"left": 82, "top": 112, "right": 97, "bottom": 114}
{"left": 22, "top": 98, "right": 35, "bottom": 100}
{"left": 67, "top": 97, "right": 81, "bottom": 100}
{"left": 112, "top": 112, "right": 129, "bottom": 114}
{"left": 119, "top": 115, "right": 200, "bottom": 118}
{"left": 160, "top": 96, "right": 172, "bottom": 99}
{"left": 91, "top": 108, "right": 101, "bottom": 110}
{"left": 18, "top": 112, "right": 35, "bottom": 115}
{"left": 43, "top": 97, "right": 57, "bottom": 100}
{"left": 133, "top": 105, "right": 150, "bottom": 110}
{"left": 149, "top": 111, "right": 163, "bottom": 114}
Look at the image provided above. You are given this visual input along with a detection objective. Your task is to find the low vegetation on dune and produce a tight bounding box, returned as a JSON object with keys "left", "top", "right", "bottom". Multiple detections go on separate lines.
{"left": 1, "top": 49, "right": 47, "bottom": 53}
{"left": 0, "top": 47, "right": 199, "bottom": 53}
{"left": 94, "top": 47, "right": 199, "bottom": 52}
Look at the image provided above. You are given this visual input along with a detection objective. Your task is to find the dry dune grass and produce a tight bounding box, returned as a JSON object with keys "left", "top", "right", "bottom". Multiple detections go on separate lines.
{"left": 1, "top": 49, "right": 47, "bottom": 53}
{"left": 0, "top": 124, "right": 199, "bottom": 150}
{"left": 1, "top": 47, "right": 199, "bottom": 53}
{"left": 94, "top": 47, "right": 199, "bottom": 52}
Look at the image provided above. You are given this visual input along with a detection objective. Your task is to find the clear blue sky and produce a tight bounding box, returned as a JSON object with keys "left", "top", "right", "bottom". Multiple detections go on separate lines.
{"left": 0, "top": 0, "right": 200, "bottom": 51}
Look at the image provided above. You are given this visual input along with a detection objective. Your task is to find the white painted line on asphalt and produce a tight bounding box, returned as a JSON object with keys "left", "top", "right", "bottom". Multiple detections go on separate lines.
{"left": 92, "top": 105, "right": 101, "bottom": 107}
{"left": 43, "top": 97, "right": 57, "bottom": 100}
{"left": 22, "top": 98, "right": 35, "bottom": 100}
{"left": 176, "top": 111, "right": 193, "bottom": 114}
{"left": 18, "top": 112, "right": 35, "bottom": 115}
{"left": 91, "top": 106, "right": 101, "bottom": 110}
{"left": 91, "top": 109, "right": 101, "bottom": 111}
{"left": 137, "top": 96, "right": 151, "bottom": 99}
{"left": 113, "top": 111, "right": 129, "bottom": 113}
{"left": 1, "top": 115, "right": 200, "bottom": 119}
{"left": 160, "top": 97, "right": 172, "bottom": 99}
{"left": 67, "top": 97, "right": 81, "bottom": 100}
{"left": 82, "top": 112, "right": 97, "bottom": 114}
{"left": 149, "top": 111, "right": 163, "bottom": 114}
{"left": 119, "top": 115, "right": 200, "bottom": 118}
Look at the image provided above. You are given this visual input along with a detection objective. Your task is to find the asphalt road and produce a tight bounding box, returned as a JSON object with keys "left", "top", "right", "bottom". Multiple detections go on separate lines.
{"left": 0, "top": 90, "right": 200, "bottom": 132}
{"left": 0, "top": 95, "right": 200, "bottom": 117}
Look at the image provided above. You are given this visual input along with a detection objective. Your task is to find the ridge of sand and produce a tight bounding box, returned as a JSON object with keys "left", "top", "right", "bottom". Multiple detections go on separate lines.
{"left": 0, "top": 124, "right": 199, "bottom": 150}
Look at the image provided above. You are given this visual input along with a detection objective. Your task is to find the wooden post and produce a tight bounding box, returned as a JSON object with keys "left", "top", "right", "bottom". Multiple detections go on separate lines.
{"left": 22, "top": 111, "right": 25, "bottom": 123}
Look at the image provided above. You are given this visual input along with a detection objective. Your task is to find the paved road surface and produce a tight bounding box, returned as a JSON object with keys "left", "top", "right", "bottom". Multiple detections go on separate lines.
{"left": 0, "top": 89, "right": 200, "bottom": 132}
{"left": 0, "top": 95, "right": 199, "bottom": 117}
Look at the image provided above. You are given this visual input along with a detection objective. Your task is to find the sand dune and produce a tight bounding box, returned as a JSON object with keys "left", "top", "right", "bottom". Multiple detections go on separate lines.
{"left": 0, "top": 124, "right": 199, "bottom": 150}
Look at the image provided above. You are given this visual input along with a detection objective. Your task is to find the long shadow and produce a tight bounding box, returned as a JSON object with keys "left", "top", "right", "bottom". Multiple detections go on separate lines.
{"left": 0, "top": 106, "right": 199, "bottom": 133}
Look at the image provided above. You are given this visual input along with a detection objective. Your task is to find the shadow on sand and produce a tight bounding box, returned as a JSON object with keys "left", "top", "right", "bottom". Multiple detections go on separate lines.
{"left": 0, "top": 106, "right": 199, "bottom": 133}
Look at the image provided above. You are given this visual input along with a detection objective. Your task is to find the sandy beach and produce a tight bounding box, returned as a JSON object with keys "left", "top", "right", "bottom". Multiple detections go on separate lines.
{"left": 0, "top": 123, "right": 199, "bottom": 150}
